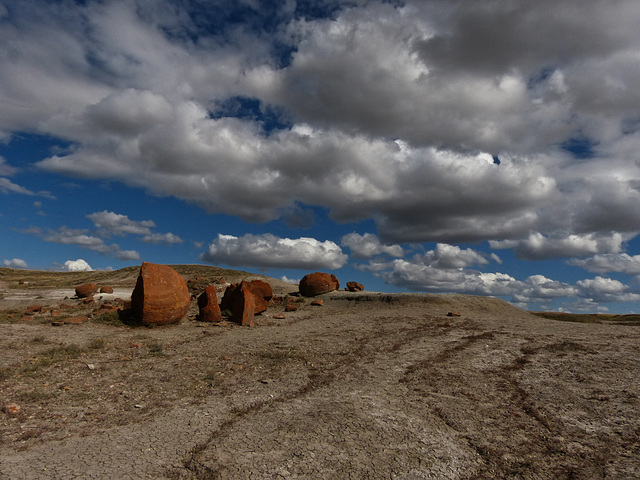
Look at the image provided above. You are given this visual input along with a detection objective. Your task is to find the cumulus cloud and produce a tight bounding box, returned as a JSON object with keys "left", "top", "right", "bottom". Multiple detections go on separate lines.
{"left": 3, "top": 258, "right": 27, "bottom": 268}
{"left": 200, "top": 233, "right": 348, "bottom": 270}
{"left": 490, "top": 232, "right": 626, "bottom": 260}
{"left": 359, "top": 244, "right": 508, "bottom": 295}
{"left": 0, "top": 177, "right": 37, "bottom": 196}
{"left": 87, "top": 211, "right": 156, "bottom": 237}
{"left": 141, "top": 232, "right": 183, "bottom": 245}
{"left": 63, "top": 259, "right": 93, "bottom": 272}
{"left": 42, "top": 227, "right": 140, "bottom": 261}
{"left": 341, "top": 233, "right": 404, "bottom": 259}
{"left": 87, "top": 210, "right": 182, "bottom": 244}
{"left": 576, "top": 276, "right": 640, "bottom": 303}
{"left": 569, "top": 253, "right": 640, "bottom": 275}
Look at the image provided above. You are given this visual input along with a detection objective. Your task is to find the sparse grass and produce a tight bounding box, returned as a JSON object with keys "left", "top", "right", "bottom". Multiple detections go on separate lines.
{"left": 30, "top": 335, "right": 49, "bottom": 344}
{"left": 148, "top": 342, "right": 164, "bottom": 355}
{"left": 19, "top": 343, "right": 85, "bottom": 376}
{"left": 94, "top": 310, "right": 125, "bottom": 326}
{"left": 41, "top": 343, "right": 84, "bottom": 361}
{"left": 88, "top": 338, "right": 106, "bottom": 350}
{"left": 18, "top": 388, "right": 56, "bottom": 403}
{"left": 0, "top": 366, "right": 12, "bottom": 381}
{"left": 532, "top": 311, "right": 640, "bottom": 326}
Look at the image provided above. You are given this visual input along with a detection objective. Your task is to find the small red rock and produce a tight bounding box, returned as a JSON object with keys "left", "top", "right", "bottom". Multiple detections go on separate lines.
{"left": 100, "top": 286, "right": 114, "bottom": 294}
{"left": 346, "top": 281, "right": 364, "bottom": 292}
{"left": 273, "top": 313, "right": 286, "bottom": 319}
{"left": 26, "top": 305, "right": 43, "bottom": 314}
{"left": 2, "top": 403, "right": 21, "bottom": 415}
{"left": 310, "top": 300, "right": 324, "bottom": 306}
{"left": 285, "top": 304, "right": 298, "bottom": 312}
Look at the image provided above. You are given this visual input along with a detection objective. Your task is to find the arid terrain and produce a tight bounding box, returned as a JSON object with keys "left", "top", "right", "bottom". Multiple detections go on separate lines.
{"left": 1, "top": 265, "right": 639, "bottom": 479}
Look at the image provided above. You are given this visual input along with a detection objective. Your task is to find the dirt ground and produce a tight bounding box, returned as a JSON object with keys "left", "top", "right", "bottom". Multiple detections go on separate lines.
{"left": 1, "top": 266, "right": 639, "bottom": 479}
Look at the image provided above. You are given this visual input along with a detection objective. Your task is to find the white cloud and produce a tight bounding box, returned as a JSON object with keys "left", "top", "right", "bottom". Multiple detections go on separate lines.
{"left": 576, "top": 276, "right": 640, "bottom": 303}
{"left": 141, "top": 232, "right": 183, "bottom": 245}
{"left": 490, "top": 232, "right": 626, "bottom": 260}
{"left": 200, "top": 233, "right": 348, "bottom": 270}
{"left": 87, "top": 210, "right": 181, "bottom": 245}
{"left": 42, "top": 226, "right": 141, "bottom": 261}
{"left": 341, "top": 232, "right": 404, "bottom": 259}
{"left": 87, "top": 211, "right": 155, "bottom": 237}
{"left": 0, "top": 157, "right": 18, "bottom": 176}
{"left": 569, "top": 253, "right": 640, "bottom": 275}
{"left": 281, "top": 275, "right": 299, "bottom": 284}
{"left": 63, "top": 259, "right": 93, "bottom": 272}
{"left": 0, "top": 177, "right": 36, "bottom": 196}
{"left": 3, "top": 258, "right": 27, "bottom": 269}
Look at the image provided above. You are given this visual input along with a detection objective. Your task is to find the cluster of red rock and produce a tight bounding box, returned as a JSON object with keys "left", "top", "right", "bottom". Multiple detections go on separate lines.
{"left": 15, "top": 295, "right": 125, "bottom": 325}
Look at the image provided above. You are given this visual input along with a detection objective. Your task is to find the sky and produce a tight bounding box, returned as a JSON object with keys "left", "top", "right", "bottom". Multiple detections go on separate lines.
{"left": 2, "top": 0, "right": 640, "bottom": 313}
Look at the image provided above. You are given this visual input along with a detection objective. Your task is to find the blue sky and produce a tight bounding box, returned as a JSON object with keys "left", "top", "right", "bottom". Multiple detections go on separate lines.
{"left": 3, "top": 0, "right": 640, "bottom": 313}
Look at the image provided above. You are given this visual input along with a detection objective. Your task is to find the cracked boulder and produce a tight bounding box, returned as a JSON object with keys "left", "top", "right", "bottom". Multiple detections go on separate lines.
{"left": 220, "top": 280, "right": 273, "bottom": 315}
{"left": 197, "top": 286, "right": 223, "bottom": 323}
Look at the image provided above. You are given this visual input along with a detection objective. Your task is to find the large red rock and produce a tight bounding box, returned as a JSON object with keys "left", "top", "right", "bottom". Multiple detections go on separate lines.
{"left": 197, "top": 286, "right": 223, "bottom": 323}
{"left": 299, "top": 272, "right": 340, "bottom": 297}
{"left": 220, "top": 280, "right": 273, "bottom": 315}
{"left": 230, "top": 282, "right": 255, "bottom": 327}
{"left": 75, "top": 283, "right": 99, "bottom": 298}
{"left": 130, "top": 262, "right": 190, "bottom": 325}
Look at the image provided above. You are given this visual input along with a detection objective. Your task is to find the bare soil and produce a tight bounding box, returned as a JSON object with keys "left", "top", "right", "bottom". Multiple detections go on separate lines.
{"left": 1, "top": 266, "right": 639, "bottom": 479}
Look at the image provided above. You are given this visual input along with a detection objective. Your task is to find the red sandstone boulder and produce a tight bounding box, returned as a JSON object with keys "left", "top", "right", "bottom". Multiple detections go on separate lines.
{"left": 100, "top": 286, "right": 114, "bottom": 294}
{"left": 299, "top": 272, "right": 340, "bottom": 297}
{"left": 346, "top": 281, "right": 364, "bottom": 292}
{"left": 197, "top": 286, "right": 223, "bottom": 323}
{"left": 75, "top": 283, "right": 99, "bottom": 298}
{"left": 220, "top": 280, "right": 273, "bottom": 315}
{"left": 230, "top": 282, "right": 255, "bottom": 327}
{"left": 130, "top": 262, "right": 191, "bottom": 326}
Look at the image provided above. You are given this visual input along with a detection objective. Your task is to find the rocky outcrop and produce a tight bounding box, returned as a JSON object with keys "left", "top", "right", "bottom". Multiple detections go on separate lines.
{"left": 75, "top": 283, "right": 99, "bottom": 298}
{"left": 130, "top": 262, "right": 191, "bottom": 326}
{"left": 346, "top": 281, "right": 364, "bottom": 292}
{"left": 299, "top": 272, "right": 340, "bottom": 297}
{"left": 220, "top": 280, "right": 273, "bottom": 315}
{"left": 197, "top": 286, "right": 222, "bottom": 323}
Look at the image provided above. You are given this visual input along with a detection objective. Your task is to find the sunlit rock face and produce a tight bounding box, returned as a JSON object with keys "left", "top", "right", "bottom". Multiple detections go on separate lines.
{"left": 299, "top": 272, "right": 340, "bottom": 297}
{"left": 130, "top": 262, "right": 190, "bottom": 326}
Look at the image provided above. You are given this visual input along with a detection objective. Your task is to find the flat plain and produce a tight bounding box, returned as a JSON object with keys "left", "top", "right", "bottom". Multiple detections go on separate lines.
{"left": 1, "top": 266, "right": 639, "bottom": 479}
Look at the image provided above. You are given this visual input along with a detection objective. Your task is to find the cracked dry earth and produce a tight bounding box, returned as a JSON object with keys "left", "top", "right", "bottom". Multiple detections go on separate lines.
{"left": 2, "top": 292, "right": 640, "bottom": 479}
